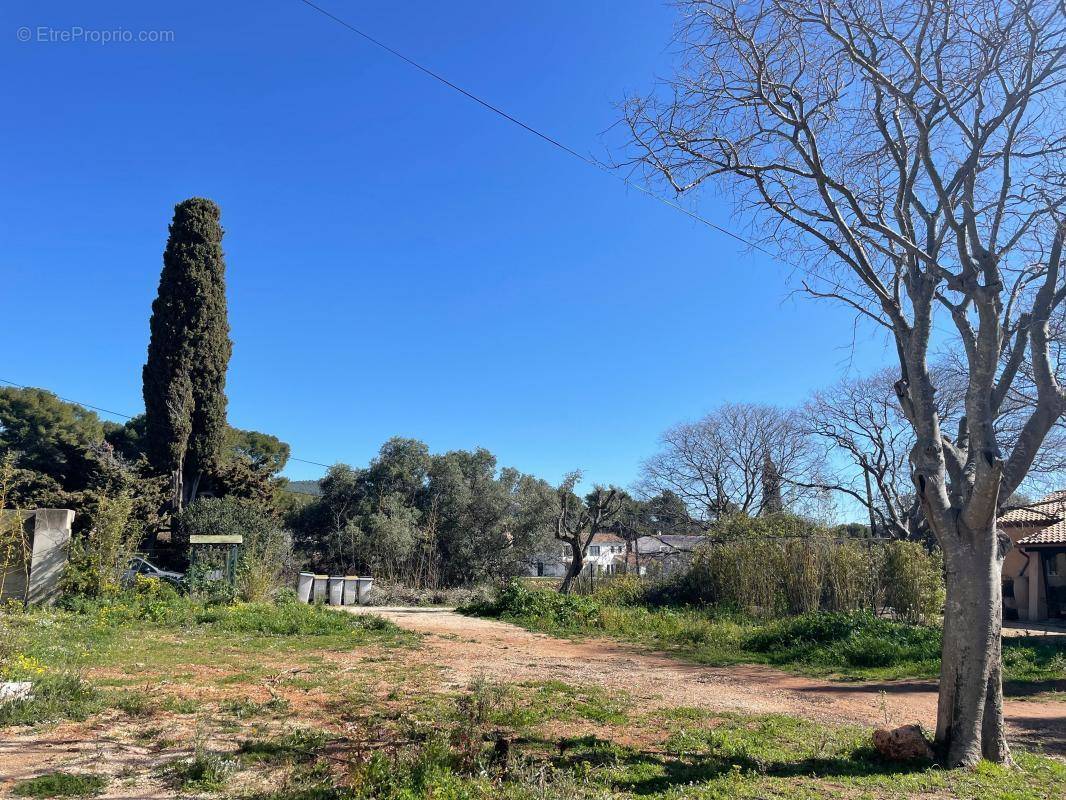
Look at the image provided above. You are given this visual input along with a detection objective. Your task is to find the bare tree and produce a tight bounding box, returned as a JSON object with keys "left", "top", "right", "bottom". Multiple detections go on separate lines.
{"left": 554, "top": 472, "right": 624, "bottom": 593}
{"left": 801, "top": 369, "right": 950, "bottom": 538}
{"left": 804, "top": 366, "right": 1064, "bottom": 538}
{"left": 639, "top": 402, "right": 824, "bottom": 522}
{"left": 621, "top": 0, "right": 1065, "bottom": 765}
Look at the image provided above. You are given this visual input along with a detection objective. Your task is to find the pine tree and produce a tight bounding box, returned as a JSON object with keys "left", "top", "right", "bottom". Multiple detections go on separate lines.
{"left": 142, "top": 198, "right": 232, "bottom": 510}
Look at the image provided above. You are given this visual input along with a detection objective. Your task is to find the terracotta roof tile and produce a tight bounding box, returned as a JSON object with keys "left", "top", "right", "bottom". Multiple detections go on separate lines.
{"left": 1018, "top": 519, "right": 1066, "bottom": 546}
{"left": 999, "top": 490, "right": 1066, "bottom": 524}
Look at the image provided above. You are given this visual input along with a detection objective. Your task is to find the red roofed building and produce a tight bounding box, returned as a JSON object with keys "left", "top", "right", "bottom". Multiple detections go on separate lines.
{"left": 999, "top": 491, "right": 1066, "bottom": 621}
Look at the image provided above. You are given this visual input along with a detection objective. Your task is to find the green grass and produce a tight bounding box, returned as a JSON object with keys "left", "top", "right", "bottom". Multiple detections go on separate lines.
{"left": 11, "top": 773, "right": 107, "bottom": 798}
{"left": 238, "top": 729, "right": 329, "bottom": 764}
{"left": 0, "top": 591, "right": 412, "bottom": 727}
{"left": 466, "top": 583, "right": 1066, "bottom": 684}
{"left": 536, "top": 712, "right": 1066, "bottom": 800}
{"left": 4, "top": 588, "right": 1065, "bottom": 799}
{"left": 227, "top": 705, "right": 1066, "bottom": 800}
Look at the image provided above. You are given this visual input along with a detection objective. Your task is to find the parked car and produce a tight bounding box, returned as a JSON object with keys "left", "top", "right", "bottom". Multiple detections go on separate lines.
{"left": 123, "top": 556, "right": 184, "bottom": 588}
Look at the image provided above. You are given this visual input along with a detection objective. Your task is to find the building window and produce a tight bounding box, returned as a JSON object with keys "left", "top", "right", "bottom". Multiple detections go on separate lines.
{"left": 588, "top": 546, "right": 601, "bottom": 556}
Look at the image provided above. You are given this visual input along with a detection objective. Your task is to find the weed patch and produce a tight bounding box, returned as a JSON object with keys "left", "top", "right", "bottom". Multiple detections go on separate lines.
{"left": 166, "top": 748, "right": 238, "bottom": 791}
{"left": 469, "top": 583, "right": 1066, "bottom": 683}
{"left": 11, "top": 773, "right": 107, "bottom": 798}
{"left": 0, "top": 673, "right": 100, "bottom": 726}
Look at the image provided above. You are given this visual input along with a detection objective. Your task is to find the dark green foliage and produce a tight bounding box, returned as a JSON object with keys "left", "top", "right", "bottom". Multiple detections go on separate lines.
{"left": 637, "top": 490, "right": 694, "bottom": 531}
{"left": 0, "top": 388, "right": 168, "bottom": 537}
{"left": 11, "top": 773, "right": 108, "bottom": 798}
{"left": 108, "top": 416, "right": 288, "bottom": 505}
{"left": 0, "top": 388, "right": 106, "bottom": 490}
{"left": 174, "top": 495, "right": 273, "bottom": 563}
{"left": 174, "top": 496, "right": 294, "bottom": 599}
{"left": 142, "top": 198, "right": 232, "bottom": 505}
{"left": 428, "top": 449, "right": 550, "bottom": 586}
{"left": 465, "top": 580, "right": 602, "bottom": 628}
{"left": 103, "top": 414, "right": 148, "bottom": 462}
{"left": 744, "top": 612, "right": 942, "bottom": 669}
{"left": 289, "top": 438, "right": 555, "bottom": 587}
{"left": 226, "top": 427, "right": 291, "bottom": 473}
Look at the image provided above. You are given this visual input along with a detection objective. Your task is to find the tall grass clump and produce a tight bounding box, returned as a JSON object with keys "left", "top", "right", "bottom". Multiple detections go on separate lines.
{"left": 65, "top": 493, "right": 143, "bottom": 598}
{"left": 645, "top": 528, "right": 941, "bottom": 623}
{"left": 879, "top": 541, "right": 945, "bottom": 623}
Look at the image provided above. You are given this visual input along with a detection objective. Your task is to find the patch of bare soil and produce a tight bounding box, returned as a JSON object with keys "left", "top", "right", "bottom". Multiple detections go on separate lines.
{"left": 344, "top": 607, "right": 1066, "bottom": 757}
{"left": 0, "top": 712, "right": 199, "bottom": 799}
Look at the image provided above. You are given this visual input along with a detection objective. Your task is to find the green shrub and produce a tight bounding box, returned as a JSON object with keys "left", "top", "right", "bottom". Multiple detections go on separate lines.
{"left": 59, "top": 576, "right": 187, "bottom": 625}
{"left": 588, "top": 574, "right": 645, "bottom": 605}
{"left": 12, "top": 772, "right": 107, "bottom": 798}
{"left": 64, "top": 493, "right": 142, "bottom": 598}
{"left": 644, "top": 530, "right": 940, "bottom": 620}
{"left": 744, "top": 611, "right": 942, "bottom": 669}
{"left": 468, "top": 580, "right": 600, "bottom": 628}
{"left": 880, "top": 541, "right": 945, "bottom": 623}
{"left": 176, "top": 497, "right": 294, "bottom": 601}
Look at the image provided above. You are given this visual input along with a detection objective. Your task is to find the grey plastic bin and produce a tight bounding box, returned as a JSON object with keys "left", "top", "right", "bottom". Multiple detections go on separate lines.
{"left": 343, "top": 577, "right": 359, "bottom": 606}
{"left": 312, "top": 575, "right": 328, "bottom": 604}
{"left": 357, "top": 576, "right": 373, "bottom": 605}
{"left": 328, "top": 576, "right": 345, "bottom": 606}
{"left": 297, "top": 572, "right": 314, "bottom": 603}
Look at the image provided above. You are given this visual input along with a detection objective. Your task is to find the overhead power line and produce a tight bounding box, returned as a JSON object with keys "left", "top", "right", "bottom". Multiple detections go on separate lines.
{"left": 0, "top": 377, "right": 335, "bottom": 471}
{"left": 294, "top": 0, "right": 772, "bottom": 256}
{"left": 0, "top": 377, "right": 136, "bottom": 421}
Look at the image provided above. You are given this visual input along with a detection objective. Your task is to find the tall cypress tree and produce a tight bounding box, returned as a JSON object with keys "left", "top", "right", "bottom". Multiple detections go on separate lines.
{"left": 142, "top": 198, "right": 232, "bottom": 510}
{"left": 760, "top": 451, "right": 783, "bottom": 516}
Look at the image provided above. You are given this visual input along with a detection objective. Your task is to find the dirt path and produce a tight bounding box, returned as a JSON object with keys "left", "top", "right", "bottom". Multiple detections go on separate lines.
{"left": 348, "top": 607, "right": 1066, "bottom": 756}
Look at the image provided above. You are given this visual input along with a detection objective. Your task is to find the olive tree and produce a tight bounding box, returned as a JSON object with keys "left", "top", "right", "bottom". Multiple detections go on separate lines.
{"left": 621, "top": 0, "right": 1065, "bottom": 765}
{"left": 554, "top": 472, "right": 624, "bottom": 593}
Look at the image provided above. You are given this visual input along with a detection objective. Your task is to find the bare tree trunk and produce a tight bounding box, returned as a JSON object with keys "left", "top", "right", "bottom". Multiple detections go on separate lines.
{"left": 184, "top": 470, "right": 202, "bottom": 509}
{"left": 559, "top": 542, "right": 584, "bottom": 594}
{"left": 934, "top": 521, "right": 1010, "bottom": 766}
{"left": 172, "top": 464, "right": 184, "bottom": 514}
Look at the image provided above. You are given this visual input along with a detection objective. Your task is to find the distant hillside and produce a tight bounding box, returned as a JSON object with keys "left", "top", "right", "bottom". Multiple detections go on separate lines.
{"left": 285, "top": 479, "right": 323, "bottom": 496}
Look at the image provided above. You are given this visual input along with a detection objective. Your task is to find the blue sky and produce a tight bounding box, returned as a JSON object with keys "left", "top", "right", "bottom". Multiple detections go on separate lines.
{"left": 1, "top": 1, "right": 896, "bottom": 498}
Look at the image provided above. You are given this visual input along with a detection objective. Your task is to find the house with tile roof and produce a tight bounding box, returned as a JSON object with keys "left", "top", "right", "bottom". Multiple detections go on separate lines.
{"left": 526, "top": 532, "right": 628, "bottom": 578}
{"left": 999, "top": 491, "right": 1066, "bottom": 621}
